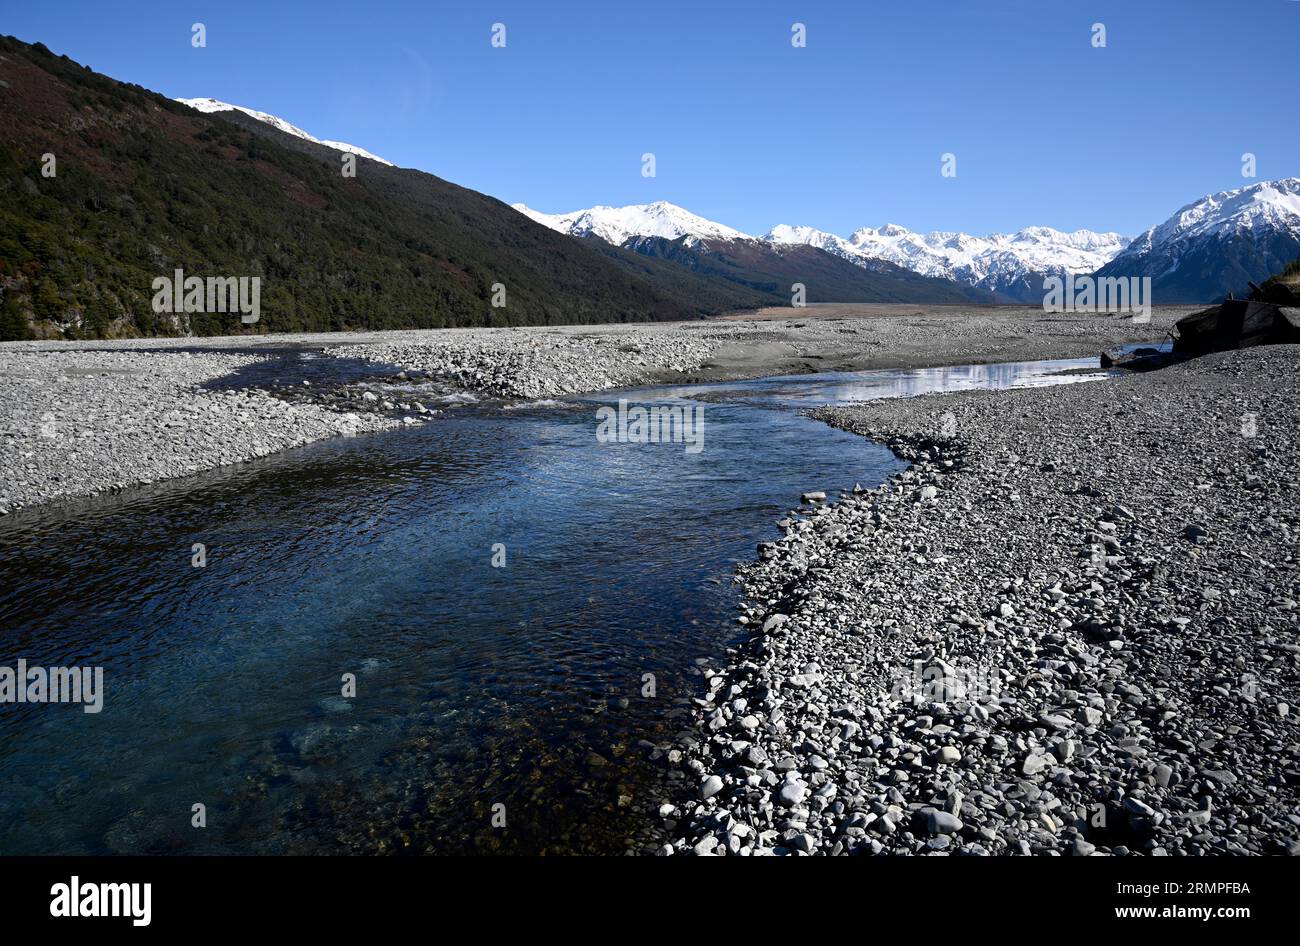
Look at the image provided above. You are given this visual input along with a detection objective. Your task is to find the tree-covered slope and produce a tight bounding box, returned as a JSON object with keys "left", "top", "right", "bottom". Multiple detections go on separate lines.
{"left": 0, "top": 36, "right": 771, "bottom": 339}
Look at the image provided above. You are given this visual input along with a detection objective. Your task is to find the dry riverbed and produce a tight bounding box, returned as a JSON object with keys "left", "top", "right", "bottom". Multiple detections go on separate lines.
{"left": 322, "top": 307, "right": 1193, "bottom": 393}
{"left": 651, "top": 344, "right": 1300, "bottom": 856}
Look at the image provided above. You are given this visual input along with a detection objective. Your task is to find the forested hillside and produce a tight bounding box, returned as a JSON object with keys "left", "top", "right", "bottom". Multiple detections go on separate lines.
{"left": 0, "top": 36, "right": 770, "bottom": 339}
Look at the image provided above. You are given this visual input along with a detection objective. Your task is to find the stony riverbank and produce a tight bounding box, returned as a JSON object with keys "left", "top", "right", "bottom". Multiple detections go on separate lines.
{"left": 323, "top": 309, "right": 1189, "bottom": 396}
{"left": 0, "top": 350, "right": 399, "bottom": 513}
{"left": 652, "top": 344, "right": 1300, "bottom": 856}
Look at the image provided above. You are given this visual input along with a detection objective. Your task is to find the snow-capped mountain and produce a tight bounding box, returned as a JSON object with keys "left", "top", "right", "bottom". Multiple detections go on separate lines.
{"left": 175, "top": 98, "right": 394, "bottom": 166}
{"left": 516, "top": 202, "right": 1130, "bottom": 302}
{"left": 766, "top": 222, "right": 1132, "bottom": 302}
{"left": 1121, "top": 177, "right": 1300, "bottom": 256}
{"left": 1095, "top": 178, "right": 1300, "bottom": 302}
{"left": 512, "top": 201, "right": 751, "bottom": 245}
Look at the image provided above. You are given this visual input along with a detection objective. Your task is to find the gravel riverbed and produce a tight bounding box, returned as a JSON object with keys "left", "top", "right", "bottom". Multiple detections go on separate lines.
{"left": 652, "top": 344, "right": 1300, "bottom": 856}
{"left": 327, "top": 328, "right": 716, "bottom": 399}
{"left": 0, "top": 350, "right": 398, "bottom": 513}
{"left": 2, "top": 310, "right": 1188, "bottom": 512}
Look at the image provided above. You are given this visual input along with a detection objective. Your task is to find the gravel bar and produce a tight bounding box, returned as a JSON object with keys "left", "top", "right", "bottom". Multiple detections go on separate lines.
{"left": 653, "top": 344, "right": 1300, "bottom": 856}
{"left": 327, "top": 328, "right": 716, "bottom": 399}
{"left": 0, "top": 350, "right": 398, "bottom": 513}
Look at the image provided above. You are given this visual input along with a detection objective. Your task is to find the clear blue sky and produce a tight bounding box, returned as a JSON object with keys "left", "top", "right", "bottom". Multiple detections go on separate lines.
{"left": 6, "top": 0, "right": 1298, "bottom": 237}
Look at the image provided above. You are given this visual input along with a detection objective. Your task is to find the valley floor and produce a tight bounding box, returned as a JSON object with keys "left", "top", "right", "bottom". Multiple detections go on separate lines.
{"left": 652, "top": 344, "right": 1300, "bottom": 855}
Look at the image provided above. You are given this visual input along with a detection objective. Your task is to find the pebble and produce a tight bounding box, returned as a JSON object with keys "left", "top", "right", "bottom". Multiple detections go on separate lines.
{"left": 776, "top": 781, "right": 807, "bottom": 807}
{"left": 699, "top": 775, "right": 724, "bottom": 800}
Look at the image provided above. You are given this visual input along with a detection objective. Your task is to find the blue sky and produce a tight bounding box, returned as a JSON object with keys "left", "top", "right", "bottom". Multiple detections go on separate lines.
{"left": 6, "top": 0, "right": 1298, "bottom": 237}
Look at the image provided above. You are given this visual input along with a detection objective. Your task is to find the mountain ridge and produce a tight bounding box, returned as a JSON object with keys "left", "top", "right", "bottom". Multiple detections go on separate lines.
{"left": 175, "top": 97, "right": 395, "bottom": 167}
{"left": 513, "top": 200, "right": 751, "bottom": 245}
{"left": 0, "top": 36, "right": 805, "bottom": 339}
{"left": 514, "top": 201, "right": 1000, "bottom": 304}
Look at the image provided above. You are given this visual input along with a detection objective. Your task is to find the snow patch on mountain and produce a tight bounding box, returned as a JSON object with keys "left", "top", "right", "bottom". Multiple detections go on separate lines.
{"left": 175, "top": 98, "right": 394, "bottom": 166}
{"left": 512, "top": 201, "right": 751, "bottom": 244}
{"left": 763, "top": 225, "right": 863, "bottom": 263}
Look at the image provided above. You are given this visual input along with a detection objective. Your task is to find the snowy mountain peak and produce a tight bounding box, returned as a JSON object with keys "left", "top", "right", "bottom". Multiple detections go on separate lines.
{"left": 175, "top": 97, "right": 394, "bottom": 166}
{"left": 1121, "top": 177, "right": 1300, "bottom": 258}
{"left": 512, "top": 201, "right": 751, "bottom": 244}
{"left": 846, "top": 224, "right": 908, "bottom": 242}
{"left": 1013, "top": 225, "right": 1055, "bottom": 239}
{"left": 1097, "top": 177, "right": 1300, "bottom": 302}
{"left": 762, "top": 225, "right": 863, "bottom": 264}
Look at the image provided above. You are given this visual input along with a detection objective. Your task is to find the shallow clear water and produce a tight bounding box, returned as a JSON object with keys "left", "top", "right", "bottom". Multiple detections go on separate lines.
{"left": 0, "top": 352, "right": 1112, "bottom": 854}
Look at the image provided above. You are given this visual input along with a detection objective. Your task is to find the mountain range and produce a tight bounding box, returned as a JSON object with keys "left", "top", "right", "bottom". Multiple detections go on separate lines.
{"left": 513, "top": 201, "right": 994, "bottom": 305}
{"left": 514, "top": 201, "right": 1132, "bottom": 303}
{"left": 517, "top": 184, "right": 1300, "bottom": 306}
{"left": 765, "top": 223, "right": 1131, "bottom": 303}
